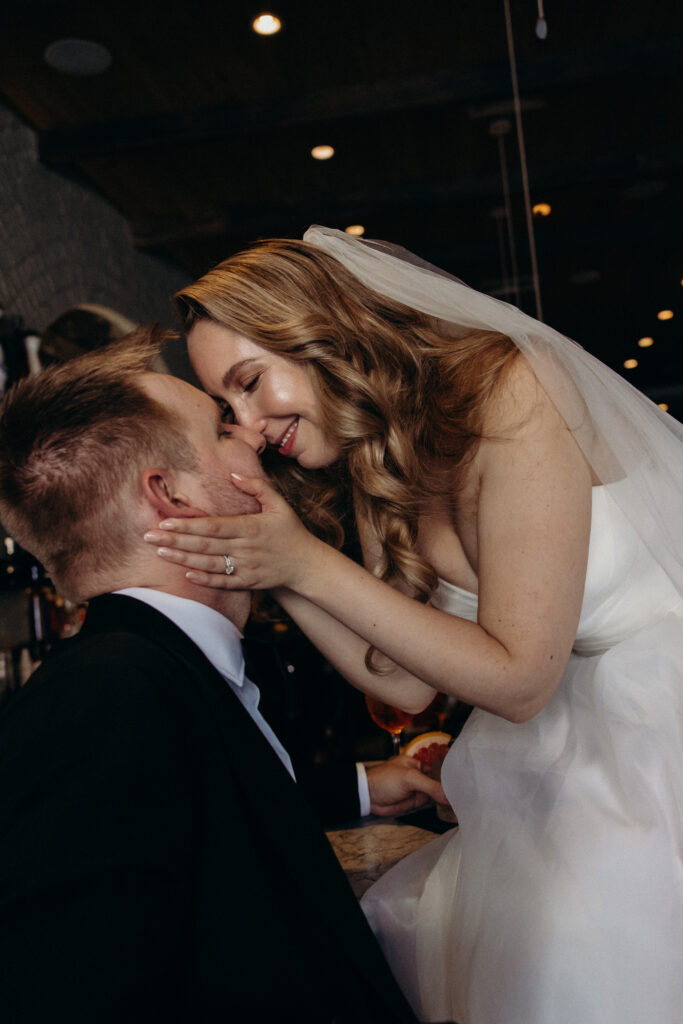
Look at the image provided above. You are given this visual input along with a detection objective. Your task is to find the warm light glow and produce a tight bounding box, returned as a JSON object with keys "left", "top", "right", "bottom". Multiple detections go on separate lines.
{"left": 657, "top": 309, "right": 674, "bottom": 321}
{"left": 311, "top": 145, "right": 334, "bottom": 160}
{"left": 532, "top": 202, "right": 552, "bottom": 217}
{"left": 637, "top": 336, "right": 654, "bottom": 348}
{"left": 252, "top": 14, "right": 281, "bottom": 35}
{"left": 345, "top": 224, "right": 365, "bottom": 236}
{"left": 659, "top": 403, "right": 669, "bottom": 412}
{"left": 623, "top": 358, "right": 638, "bottom": 369}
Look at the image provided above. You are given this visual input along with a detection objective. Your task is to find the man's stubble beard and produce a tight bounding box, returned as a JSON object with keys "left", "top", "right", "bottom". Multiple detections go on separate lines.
{"left": 198, "top": 469, "right": 262, "bottom": 519}
{"left": 196, "top": 469, "right": 261, "bottom": 627}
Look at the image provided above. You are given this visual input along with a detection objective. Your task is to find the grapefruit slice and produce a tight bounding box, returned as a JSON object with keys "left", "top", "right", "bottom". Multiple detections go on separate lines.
{"left": 403, "top": 730, "right": 452, "bottom": 770}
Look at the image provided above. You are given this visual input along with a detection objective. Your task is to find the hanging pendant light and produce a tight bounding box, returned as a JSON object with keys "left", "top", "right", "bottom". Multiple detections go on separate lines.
{"left": 535, "top": 0, "right": 548, "bottom": 39}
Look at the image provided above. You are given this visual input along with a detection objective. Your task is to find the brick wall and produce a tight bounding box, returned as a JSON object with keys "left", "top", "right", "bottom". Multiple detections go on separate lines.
{"left": 0, "top": 101, "right": 188, "bottom": 332}
{"left": 0, "top": 102, "right": 193, "bottom": 647}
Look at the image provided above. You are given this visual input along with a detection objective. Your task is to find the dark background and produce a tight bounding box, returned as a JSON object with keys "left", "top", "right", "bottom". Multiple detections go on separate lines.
{"left": 0, "top": 0, "right": 681, "bottom": 411}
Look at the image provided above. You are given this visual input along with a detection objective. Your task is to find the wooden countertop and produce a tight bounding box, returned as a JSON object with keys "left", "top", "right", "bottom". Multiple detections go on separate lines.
{"left": 326, "top": 820, "right": 442, "bottom": 898}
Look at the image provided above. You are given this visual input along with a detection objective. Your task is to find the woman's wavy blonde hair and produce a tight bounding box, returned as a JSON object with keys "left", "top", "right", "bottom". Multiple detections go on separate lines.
{"left": 176, "top": 238, "right": 518, "bottom": 611}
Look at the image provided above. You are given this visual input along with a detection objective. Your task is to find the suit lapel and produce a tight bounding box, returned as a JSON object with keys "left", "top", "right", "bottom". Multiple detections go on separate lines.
{"left": 80, "top": 594, "right": 416, "bottom": 1020}
{"left": 81, "top": 594, "right": 297, "bottom": 788}
{"left": 81, "top": 597, "right": 351, "bottom": 897}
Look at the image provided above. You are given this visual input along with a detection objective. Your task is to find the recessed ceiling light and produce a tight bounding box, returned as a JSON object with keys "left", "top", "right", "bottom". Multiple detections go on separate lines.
{"left": 637, "top": 337, "right": 654, "bottom": 348}
{"left": 44, "top": 38, "right": 112, "bottom": 76}
{"left": 623, "top": 358, "right": 638, "bottom": 369}
{"left": 311, "top": 145, "right": 334, "bottom": 160}
{"left": 252, "top": 14, "right": 282, "bottom": 35}
{"left": 532, "top": 203, "right": 552, "bottom": 217}
{"left": 657, "top": 310, "right": 674, "bottom": 321}
{"left": 345, "top": 225, "right": 365, "bottom": 236}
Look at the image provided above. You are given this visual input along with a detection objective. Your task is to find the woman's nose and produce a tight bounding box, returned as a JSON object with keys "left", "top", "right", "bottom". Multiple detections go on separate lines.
{"left": 233, "top": 403, "right": 268, "bottom": 438}
{"left": 227, "top": 422, "right": 266, "bottom": 455}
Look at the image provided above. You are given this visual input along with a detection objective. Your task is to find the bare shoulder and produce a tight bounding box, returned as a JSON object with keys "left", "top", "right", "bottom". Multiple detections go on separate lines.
{"left": 480, "top": 352, "right": 567, "bottom": 442}
{"left": 474, "top": 350, "right": 593, "bottom": 504}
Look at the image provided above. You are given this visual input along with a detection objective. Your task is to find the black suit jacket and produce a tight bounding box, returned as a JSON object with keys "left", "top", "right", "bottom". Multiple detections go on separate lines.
{"left": 241, "top": 633, "right": 364, "bottom": 826}
{"left": 0, "top": 595, "right": 417, "bottom": 1024}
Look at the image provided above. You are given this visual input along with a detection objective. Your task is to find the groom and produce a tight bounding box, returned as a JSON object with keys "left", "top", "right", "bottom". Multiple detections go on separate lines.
{"left": 0, "top": 330, "right": 421, "bottom": 1024}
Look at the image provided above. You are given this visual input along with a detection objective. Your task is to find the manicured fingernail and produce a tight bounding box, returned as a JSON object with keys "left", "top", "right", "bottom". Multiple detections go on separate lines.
{"left": 230, "top": 473, "right": 244, "bottom": 481}
{"left": 158, "top": 520, "right": 175, "bottom": 529}
{"left": 156, "top": 547, "right": 175, "bottom": 558}
{"left": 144, "top": 531, "right": 163, "bottom": 543}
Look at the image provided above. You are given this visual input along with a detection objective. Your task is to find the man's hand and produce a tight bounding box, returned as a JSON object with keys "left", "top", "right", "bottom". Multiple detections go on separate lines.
{"left": 365, "top": 755, "right": 451, "bottom": 817}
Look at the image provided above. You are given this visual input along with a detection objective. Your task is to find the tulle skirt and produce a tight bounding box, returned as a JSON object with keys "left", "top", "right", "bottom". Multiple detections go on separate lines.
{"left": 362, "top": 614, "right": 683, "bottom": 1023}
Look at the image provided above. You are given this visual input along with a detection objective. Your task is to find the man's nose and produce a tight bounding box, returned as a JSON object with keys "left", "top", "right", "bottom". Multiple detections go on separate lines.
{"left": 227, "top": 423, "right": 266, "bottom": 455}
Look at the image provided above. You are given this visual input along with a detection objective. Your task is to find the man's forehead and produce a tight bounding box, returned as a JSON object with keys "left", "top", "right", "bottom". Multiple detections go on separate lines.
{"left": 141, "top": 371, "right": 210, "bottom": 412}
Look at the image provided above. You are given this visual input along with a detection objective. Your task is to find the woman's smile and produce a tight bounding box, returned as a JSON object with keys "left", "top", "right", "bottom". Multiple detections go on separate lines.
{"left": 276, "top": 417, "right": 299, "bottom": 457}
{"left": 187, "top": 319, "right": 340, "bottom": 469}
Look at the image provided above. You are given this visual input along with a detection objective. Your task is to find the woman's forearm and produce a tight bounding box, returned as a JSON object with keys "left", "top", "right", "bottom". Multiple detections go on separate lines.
{"left": 276, "top": 541, "right": 562, "bottom": 723}
{"left": 272, "top": 586, "right": 436, "bottom": 713}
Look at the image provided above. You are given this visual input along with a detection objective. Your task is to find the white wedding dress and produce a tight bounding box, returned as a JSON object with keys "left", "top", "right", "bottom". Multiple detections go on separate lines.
{"left": 362, "top": 483, "right": 683, "bottom": 1024}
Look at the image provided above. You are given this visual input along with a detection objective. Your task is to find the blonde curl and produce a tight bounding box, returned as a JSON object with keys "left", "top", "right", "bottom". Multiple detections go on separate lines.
{"left": 176, "top": 239, "right": 518, "bottom": 663}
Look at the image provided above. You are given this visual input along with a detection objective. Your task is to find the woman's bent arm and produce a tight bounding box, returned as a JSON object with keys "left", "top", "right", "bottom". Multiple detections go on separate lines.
{"left": 271, "top": 585, "right": 437, "bottom": 714}
{"left": 148, "top": 363, "right": 592, "bottom": 722}
{"left": 270, "top": 366, "right": 593, "bottom": 722}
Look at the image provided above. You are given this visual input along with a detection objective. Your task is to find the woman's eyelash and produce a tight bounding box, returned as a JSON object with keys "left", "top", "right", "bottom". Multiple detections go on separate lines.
{"left": 216, "top": 371, "right": 261, "bottom": 423}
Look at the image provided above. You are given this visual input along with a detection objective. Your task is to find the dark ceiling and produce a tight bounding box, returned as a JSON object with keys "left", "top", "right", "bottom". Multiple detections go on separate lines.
{"left": 1, "top": 1, "right": 682, "bottom": 410}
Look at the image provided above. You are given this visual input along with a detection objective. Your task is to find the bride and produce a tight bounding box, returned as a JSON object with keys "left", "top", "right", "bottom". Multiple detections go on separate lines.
{"left": 145, "top": 226, "right": 683, "bottom": 1023}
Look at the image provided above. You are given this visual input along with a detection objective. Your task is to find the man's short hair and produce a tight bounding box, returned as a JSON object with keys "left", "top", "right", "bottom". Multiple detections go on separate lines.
{"left": 0, "top": 325, "right": 197, "bottom": 597}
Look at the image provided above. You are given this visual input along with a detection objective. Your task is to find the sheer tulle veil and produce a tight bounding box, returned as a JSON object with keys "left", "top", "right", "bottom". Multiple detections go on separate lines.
{"left": 304, "top": 225, "right": 683, "bottom": 601}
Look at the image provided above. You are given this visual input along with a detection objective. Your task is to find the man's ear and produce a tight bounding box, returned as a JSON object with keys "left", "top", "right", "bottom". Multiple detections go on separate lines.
{"left": 141, "top": 469, "right": 211, "bottom": 519}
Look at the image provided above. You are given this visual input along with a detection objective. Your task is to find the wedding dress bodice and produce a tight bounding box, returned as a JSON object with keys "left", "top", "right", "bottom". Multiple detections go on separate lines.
{"left": 432, "top": 484, "right": 683, "bottom": 654}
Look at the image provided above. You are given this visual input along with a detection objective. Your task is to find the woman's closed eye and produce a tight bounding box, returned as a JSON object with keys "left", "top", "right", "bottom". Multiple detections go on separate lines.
{"left": 241, "top": 372, "right": 262, "bottom": 393}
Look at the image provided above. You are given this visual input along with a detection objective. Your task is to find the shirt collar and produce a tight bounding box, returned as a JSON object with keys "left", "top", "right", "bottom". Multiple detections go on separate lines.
{"left": 115, "top": 588, "right": 245, "bottom": 687}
